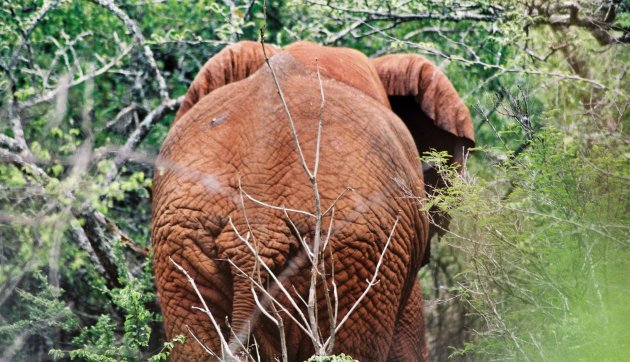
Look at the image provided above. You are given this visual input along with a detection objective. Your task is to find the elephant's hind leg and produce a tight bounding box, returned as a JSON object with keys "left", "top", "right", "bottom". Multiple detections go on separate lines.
{"left": 387, "top": 282, "right": 428, "bottom": 362}
{"left": 153, "top": 223, "right": 233, "bottom": 361}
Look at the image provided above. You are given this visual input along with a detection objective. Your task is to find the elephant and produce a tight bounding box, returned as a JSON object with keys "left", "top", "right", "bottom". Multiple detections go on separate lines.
{"left": 151, "top": 40, "right": 473, "bottom": 362}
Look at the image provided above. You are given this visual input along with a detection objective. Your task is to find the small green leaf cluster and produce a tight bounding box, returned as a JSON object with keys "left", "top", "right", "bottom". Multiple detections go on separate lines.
{"left": 307, "top": 353, "right": 359, "bottom": 362}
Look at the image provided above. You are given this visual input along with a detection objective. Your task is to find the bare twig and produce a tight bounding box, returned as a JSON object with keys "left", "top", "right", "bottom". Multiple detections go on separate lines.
{"left": 313, "top": 60, "right": 325, "bottom": 177}
{"left": 90, "top": 0, "right": 169, "bottom": 101}
{"left": 186, "top": 325, "right": 218, "bottom": 357}
{"left": 305, "top": 0, "right": 499, "bottom": 22}
{"left": 113, "top": 96, "right": 184, "bottom": 167}
{"left": 259, "top": 35, "right": 313, "bottom": 182}
{"left": 19, "top": 45, "right": 134, "bottom": 109}
{"left": 227, "top": 258, "right": 315, "bottom": 339}
{"left": 170, "top": 257, "right": 236, "bottom": 360}
{"left": 240, "top": 189, "right": 316, "bottom": 219}
{"left": 43, "top": 31, "right": 92, "bottom": 88}
{"left": 228, "top": 218, "right": 313, "bottom": 336}
{"left": 363, "top": 22, "right": 609, "bottom": 89}
{"left": 324, "top": 216, "right": 399, "bottom": 350}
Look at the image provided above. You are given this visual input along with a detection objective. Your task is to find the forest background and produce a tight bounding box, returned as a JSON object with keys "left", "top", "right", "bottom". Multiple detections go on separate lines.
{"left": 0, "top": 0, "right": 628, "bottom": 361}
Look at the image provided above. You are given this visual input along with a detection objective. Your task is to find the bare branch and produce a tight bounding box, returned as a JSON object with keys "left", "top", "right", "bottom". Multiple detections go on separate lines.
{"left": 313, "top": 59, "right": 325, "bottom": 177}
{"left": 259, "top": 36, "right": 314, "bottom": 181}
{"left": 113, "top": 96, "right": 184, "bottom": 167}
{"left": 228, "top": 218, "right": 313, "bottom": 335}
{"left": 19, "top": 45, "right": 134, "bottom": 109}
{"left": 283, "top": 209, "right": 314, "bottom": 262}
{"left": 0, "top": 135, "right": 24, "bottom": 153}
{"left": 105, "top": 102, "right": 141, "bottom": 131}
{"left": 186, "top": 325, "right": 218, "bottom": 358}
{"left": 325, "top": 216, "right": 399, "bottom": 349}
{"left": 227, "top": 259, "right": 315, "bottom": 339}
{"left": 0, "top": 148, "right": 49, "bottom": 180}
{"left": 240, "top": 188, "right": 316, "bottom": 219}
{"left": 364, "top": 22, "right": 609, "bottom": 89}
{"left": 90, "top": 0, "right": 170, "bottom": 101}
{"left": 322, "top": 187, "right": 354, "bottom": 216}
{"left": 170, "top": 257, "right": 235, "bottom": 360}
{"left": 43, "top": 31, "right": 92, "bottom": 88}
{"left": 305, "top": 0, "right": 500, "bottom": 22}
{"left": 265, "top": 294, "right": 288, "bottom": 362}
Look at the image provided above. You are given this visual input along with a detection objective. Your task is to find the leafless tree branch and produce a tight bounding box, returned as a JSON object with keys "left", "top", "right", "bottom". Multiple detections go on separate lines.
{"left": 531, "top": 1, "right": 630, "bottom": 45}
{"left": 90, "top": 0, "right": 169, "bottom": 101}
{"left": 19, "top": 44, "right": 134, "bottom": 109}
{"left": 364, "top": 22, "right": 609, "bottom": 89}
{"left": 113, "top": 95, "right": 184, "bottom": 167}
{"left": 306, "top": 0, "right": 501, "bottom": 22}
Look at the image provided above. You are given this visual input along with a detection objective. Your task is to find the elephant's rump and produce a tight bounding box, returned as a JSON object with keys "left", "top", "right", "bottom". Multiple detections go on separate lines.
{"left": 151, "top": 52, "right": 428, "bottom": 361}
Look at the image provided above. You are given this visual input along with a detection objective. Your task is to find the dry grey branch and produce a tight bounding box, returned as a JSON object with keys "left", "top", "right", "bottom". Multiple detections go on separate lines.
{"left": 19, "top": 44, "right": 134, "bottom": 109}
{"left": 90, "top": 0, "right": 169, "bottom": 101}
{"left": 371, "top": 22, "right": 609, "bottom": 89}
{"left": 113, "top": 95, "right": 184, "bottom": 167}
{"left": 324, "top": 216, "right": 399, "bottom": 350}
{"left": 170, "top": 257, "right": 236, "bottom": 360}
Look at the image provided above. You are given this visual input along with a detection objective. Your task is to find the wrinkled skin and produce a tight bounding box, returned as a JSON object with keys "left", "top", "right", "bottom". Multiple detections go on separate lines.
{"left": 152, "top": 41, "right": 473, "bottom": 362}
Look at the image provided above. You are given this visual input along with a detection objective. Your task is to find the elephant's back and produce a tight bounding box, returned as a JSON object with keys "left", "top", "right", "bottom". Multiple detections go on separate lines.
{"left": 153, "top": 51, "right": 426, "bottom": 240}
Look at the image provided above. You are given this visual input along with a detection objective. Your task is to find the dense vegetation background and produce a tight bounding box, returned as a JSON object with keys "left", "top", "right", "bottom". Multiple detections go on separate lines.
{"left": 0, "top": 0, "right": 628, "bottom": 360}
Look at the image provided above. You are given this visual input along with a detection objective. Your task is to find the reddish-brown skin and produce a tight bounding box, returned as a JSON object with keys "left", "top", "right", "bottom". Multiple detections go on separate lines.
{"left": 152, "top": 41, "right": 473, "bottom": 362}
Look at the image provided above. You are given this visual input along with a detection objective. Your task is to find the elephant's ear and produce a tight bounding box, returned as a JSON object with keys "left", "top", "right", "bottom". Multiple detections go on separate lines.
{"left": 372, "top": 54, "right": 474, "bottom": 241}
{"left": 175, "top": 41, "right": 280, "bottom": 122}
{"left": 372, "top": 54, "right": 474, "bottom": 165}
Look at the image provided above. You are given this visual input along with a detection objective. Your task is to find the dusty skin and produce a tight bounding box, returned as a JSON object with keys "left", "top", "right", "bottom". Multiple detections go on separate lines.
{"left": 151, "top": 41, "right": 473, "bottom": 362}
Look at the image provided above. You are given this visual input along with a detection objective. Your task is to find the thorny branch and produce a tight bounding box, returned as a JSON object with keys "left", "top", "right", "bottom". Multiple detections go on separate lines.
{"left": 363, "top": 22, "right": 610, "bottom": 89}
{"left": 306, "top": 0, "right": 501, "bottom": 23}
{"left": 529, "top": 1, "right": 630, "bottom": 45}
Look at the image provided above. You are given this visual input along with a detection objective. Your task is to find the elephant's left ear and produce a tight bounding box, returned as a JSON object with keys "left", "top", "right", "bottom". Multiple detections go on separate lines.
{"left": 371, "top": 54, "right": 474, "bottom": 169}
{"left": 174, "top": 41, "right": 280, "bottom": 122}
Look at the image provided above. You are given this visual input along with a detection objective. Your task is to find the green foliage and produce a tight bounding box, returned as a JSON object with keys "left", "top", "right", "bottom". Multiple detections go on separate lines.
{"left": 307, "top": 353, "right": 359, "bottom": 362}
{"left": 147, "top": 335, "right": 186, "bottom": 362}
{"left": 424, "top": 113, "right": 630, "bottom": 360}
{"left": 0, "top": 274, "right": 77, "bottom": 348}
{"left": 45, "top": 266, "right": 166, "bottom": 361}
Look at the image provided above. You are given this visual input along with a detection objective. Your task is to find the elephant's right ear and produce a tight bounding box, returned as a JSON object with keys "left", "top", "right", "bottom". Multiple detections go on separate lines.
{"left": 175, "top": 41, "right": 280, "bottom": 122}
{"left": 371, "top": 54, "right": 474, "bottom": 169}
{"left": 372, "top": 54, "right": 474, "bottom": 242}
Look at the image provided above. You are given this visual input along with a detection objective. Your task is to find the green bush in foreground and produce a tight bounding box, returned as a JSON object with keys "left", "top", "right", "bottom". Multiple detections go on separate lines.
{"left": 425, "top": 123, "right": 630, "bottom": 360}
